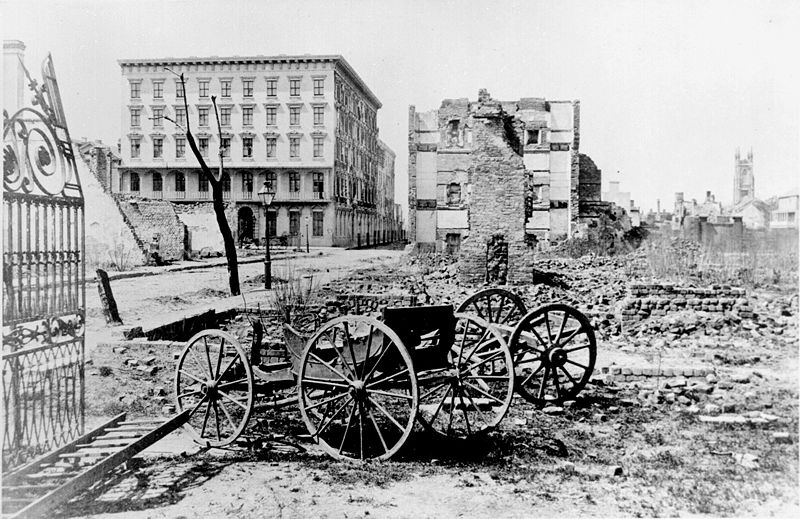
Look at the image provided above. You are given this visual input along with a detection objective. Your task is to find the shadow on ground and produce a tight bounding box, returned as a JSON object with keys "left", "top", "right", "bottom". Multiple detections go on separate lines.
{"left": 54, "top": 458, "right": 231, "bottom": 518}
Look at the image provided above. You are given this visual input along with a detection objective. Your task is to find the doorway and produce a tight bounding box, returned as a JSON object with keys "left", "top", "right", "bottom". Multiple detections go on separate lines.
{"left": 237, "top": 206, "right": 254, "bottom": 244}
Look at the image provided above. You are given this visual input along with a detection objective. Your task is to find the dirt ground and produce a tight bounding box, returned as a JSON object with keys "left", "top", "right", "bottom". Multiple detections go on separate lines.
{"left": 62, "top": 248, "right": 798, "bottom": 518}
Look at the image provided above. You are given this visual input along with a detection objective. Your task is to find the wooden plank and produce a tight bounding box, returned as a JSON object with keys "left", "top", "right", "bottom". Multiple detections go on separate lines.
{"left": 58, "top": 451, "right": 117, "bottom": 459}
{"left": 9, "top": 411, "right": 190, "bottom": 519}
{"left": 3, "top": 485, "right": 59, "bottom": 493}
{"left": 94, "top": 432, "right": 144, "bottom": 439}
{"left": 75, "top": 441, "right": 131, "bottom": 449}
{"left": 117, "top": 420, "right": 163, "bottom": 426}
{"left": 103, "top": 427, "right": 154, "bottom": 432}
{"left": 2, "top": 498, "right": 33, "bottom": 506}
{"left": 24, "top": 472, "right": 79, "bottom": 480}
{"left": 3, "top": 413, "right": 127, "bottom": 487}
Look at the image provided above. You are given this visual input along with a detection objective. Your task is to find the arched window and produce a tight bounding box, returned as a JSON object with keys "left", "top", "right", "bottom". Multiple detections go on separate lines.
{"left": 130, "top": 172, "right": 140, "bottom": 192}
{"left": 152, "top": 172, "right": 163, "bottom": 192}
{"left": 221, "top": 172, "right": 231, "bottom": 192}
{"left": 198, "top": 172, "right": 209, "bottom": 192}
{"left": 175, "top": 172, "right": 186, "bottom": 192}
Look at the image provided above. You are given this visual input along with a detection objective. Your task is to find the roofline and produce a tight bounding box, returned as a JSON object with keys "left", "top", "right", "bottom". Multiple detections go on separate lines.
{"left": 378, "top": 138, "right": 396, "bottom": 157}
{"left": 118, "top": 54, "right": 381, "bottom": 108}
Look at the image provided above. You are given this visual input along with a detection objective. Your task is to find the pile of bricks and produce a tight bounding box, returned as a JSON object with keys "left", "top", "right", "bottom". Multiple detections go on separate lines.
{"left": 334, "top": 294, "right": 418, "bottom": 314}
{"left": 601, "top": 365, "right": 715, "bottom": 384}
{"left": 618, "top": 283, "right": 751, "bottom": 323}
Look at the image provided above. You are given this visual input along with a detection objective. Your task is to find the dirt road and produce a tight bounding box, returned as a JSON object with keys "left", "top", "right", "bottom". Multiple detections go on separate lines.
{"left": 85, "top": 248, "right": 404, "bottom": 340}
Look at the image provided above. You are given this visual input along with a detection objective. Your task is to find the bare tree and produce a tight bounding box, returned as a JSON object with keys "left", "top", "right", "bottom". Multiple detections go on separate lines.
{"left": 165, "top": 71, "right": 240, "bottom": 295}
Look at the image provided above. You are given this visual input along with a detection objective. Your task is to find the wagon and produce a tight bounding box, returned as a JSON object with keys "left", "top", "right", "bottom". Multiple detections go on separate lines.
{"left": 173, "top": 288, "right": 597, "bottom": 460}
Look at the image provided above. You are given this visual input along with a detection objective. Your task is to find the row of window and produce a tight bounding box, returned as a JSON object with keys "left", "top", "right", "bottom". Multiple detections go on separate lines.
{"left": 271, "top": 211, "right": 324, "bottom": 237}
{"left": 334, "top": 77, "right": 376, "bottom": 129}
{"left": 130, "top": 77, "right": 325, "bottom": 100}
{"left": 333, "top": 173, "right": 377, "bottom": 205}
{"left": 126, "top": 171, "right": 325, "bottom": 195}
{"left": 130, "top": 135, "right": 325, "bottom": 160}
{"left": 130, "top": 105, "right": 326, "bottom": 129}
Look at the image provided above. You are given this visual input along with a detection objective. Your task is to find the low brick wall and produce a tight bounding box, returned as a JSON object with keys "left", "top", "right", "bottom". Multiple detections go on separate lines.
{"left": 601, "top": 365, "right": 715, "bottom": 383}
{"left": 618, "top": 283, "right": 752, "bottom": 322}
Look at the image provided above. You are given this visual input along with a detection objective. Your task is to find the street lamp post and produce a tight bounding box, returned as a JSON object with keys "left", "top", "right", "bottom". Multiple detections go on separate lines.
{"left": 305, "top": 216, "right": 310, "bottom": 253}
{"left": 257, "top": 181, "right": 275, "bottom": 289}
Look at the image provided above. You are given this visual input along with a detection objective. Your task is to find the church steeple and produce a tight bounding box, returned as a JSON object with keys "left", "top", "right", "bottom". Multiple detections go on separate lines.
{"left": 733, "top": 148, "right": 754, "bottom": 205}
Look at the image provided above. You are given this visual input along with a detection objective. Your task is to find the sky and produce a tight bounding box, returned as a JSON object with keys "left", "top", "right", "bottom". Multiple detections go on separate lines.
{"left": 3, "top": 0, "right": 799, "bottom": 215}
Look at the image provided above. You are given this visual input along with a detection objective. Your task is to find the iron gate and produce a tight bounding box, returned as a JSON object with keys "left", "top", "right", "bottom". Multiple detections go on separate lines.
{"left": 2, "top": 53, "right": 85, "bottom": 471}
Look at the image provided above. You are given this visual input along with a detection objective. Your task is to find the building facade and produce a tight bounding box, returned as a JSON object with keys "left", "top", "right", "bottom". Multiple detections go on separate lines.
{"left": 117, "top": 55, "right": 393, "bottom": 249}
{"left": 375, "top": 140, "right": 402, "bottom": 244}
{"left": 771, "top": 189, "right": 799, "bottom": 230}
{"left": 408, "top": 90, "right": 585, "bottom": 254}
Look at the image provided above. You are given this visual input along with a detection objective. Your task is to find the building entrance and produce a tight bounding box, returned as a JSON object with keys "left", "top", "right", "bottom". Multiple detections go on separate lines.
{"left": 237, "top": 206, "right": 254, "bottom": 244}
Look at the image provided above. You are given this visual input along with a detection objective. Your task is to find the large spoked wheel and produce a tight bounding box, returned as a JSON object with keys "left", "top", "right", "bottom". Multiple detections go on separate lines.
{"left": 297, "top": 316, "right": 418, "bottom": 461}
{"left": 174, "top": 329, "right": 254, "bottom": 447}
{"left": 457, "top": 288, "right": 527, "bottom": 326}
{"left": 509, "top": 304, "right": 597, "bottom": 405}
{"left": 417, "top": 313, "right": 514, "bottom": 439}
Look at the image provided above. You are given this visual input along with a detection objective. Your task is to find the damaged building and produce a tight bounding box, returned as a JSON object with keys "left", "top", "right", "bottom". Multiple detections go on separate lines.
{"left": 408, "top": 89, "right": 606, "bottom": 283}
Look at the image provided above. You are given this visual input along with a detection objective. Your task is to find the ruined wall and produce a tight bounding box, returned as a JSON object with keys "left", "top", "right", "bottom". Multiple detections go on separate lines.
{"left": 570, "top": 100, "right": 581, "bottom": 228}
{"left": 458, "top": 95, "right": 532, "bottom": 284}
{"left": 410, "top": 90, "right": 590, "bottom": 253}
{"left": 174, "top": 203, "right": 228, "bottom": 254}
{"left": 408, "top": 106, "right": 418, "bottom": 241}
{"left": 79, "top": 156, "right": 146, "bottom": 269}
{"left": 618, "top": 283, "right": 751, "bottom": 323}
{"left": 408, "top": 106, "right": 440, "bottom": 248}
{"left": 115, "top": 198, "right": 186, "bottom": 261}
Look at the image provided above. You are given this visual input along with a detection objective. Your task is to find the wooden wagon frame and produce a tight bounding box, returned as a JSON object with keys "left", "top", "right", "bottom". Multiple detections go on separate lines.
{"left": 173, "top": 288, "right": 597, "bottom": 460}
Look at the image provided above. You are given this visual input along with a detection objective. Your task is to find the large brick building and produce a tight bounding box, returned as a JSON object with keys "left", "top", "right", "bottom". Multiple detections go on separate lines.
{"left": 408, "top": 89, "right": 601, "bottom": 256}
{"left": 116, "top": 55, "right": 395, "bottom": 249}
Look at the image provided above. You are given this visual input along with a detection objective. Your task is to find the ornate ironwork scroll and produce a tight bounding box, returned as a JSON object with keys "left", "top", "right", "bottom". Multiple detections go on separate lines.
{"left": 3, "top": 53, "right": 85, "bottom": 471}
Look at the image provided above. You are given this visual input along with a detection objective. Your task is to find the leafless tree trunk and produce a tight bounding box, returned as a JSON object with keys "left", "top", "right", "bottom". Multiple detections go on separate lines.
{"left": 166, "top": 71, "right": 240, "bottom": 296}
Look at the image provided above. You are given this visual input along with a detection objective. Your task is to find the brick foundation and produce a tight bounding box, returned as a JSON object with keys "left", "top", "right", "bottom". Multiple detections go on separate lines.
{"left": 618, "top": 283, "right": 751, "bottom": 322}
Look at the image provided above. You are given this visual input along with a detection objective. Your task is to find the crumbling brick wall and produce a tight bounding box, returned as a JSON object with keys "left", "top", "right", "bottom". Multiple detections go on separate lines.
{"left": 570, "top": 101, "right": 581, "bottom": 227}
{"left": 458, "top": 93, "right": 533, "bottom": 284}
{"left": 115, "top": 197, "right": 186, "bottom": 261}
{"left": 618, "top": 283, "right": 751, "bottom": 323}
{"left": 408, "top": 106, "right": 418, "bottom": 241}
{"left": 173, "top": 202, "right": 239, "bottom": 255}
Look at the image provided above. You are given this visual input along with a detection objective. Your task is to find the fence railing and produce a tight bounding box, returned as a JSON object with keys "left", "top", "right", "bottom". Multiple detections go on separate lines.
{"left": 2, "top": 332, "right": 85, "bottom": 471}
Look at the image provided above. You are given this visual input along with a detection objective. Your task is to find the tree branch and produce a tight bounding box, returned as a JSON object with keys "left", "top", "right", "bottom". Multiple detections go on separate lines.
{"left": 163, "top": 115, "right": 187, "bottom": 134}
{"left": 212, "top": 95, "right": 224, "bottom": 182}
{"left": 166, "top": 69, "right": 217, "bottom": 186}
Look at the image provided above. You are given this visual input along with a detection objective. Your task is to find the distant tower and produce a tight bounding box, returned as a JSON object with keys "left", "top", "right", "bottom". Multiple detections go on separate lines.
{"left": 733, "top": 147, "right": 754, "bottom": 205}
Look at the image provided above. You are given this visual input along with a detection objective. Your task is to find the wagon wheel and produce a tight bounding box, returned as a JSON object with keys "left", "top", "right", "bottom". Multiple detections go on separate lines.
{"left": 174, "top": 329, "right": 254, "bottom": 447}
{"left": 417, "top": 313, "right": 514, "bottom": 439}
{"left": 297, "top": 316, "right": 418, "bottom": 461}
{"left": 509, "top": 304, "right": 596, "bottom": 405}
{"left": 456, "top": 288, "right": 527, "bottom": 326}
